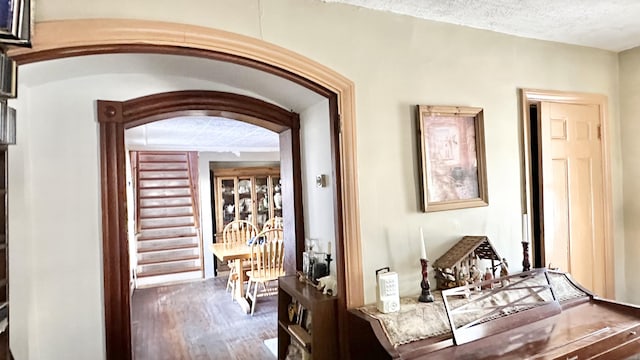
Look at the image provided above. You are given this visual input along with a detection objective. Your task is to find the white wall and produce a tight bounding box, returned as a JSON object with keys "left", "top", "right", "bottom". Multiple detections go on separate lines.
{"left": 300, "top": 99, "right": 337, "bottom": 275}
{"left": 619, "top": 46, "right": 640, "bottom": 304}
{"left": 7, "top": 84, "right": 34, "bottom": 360}
{"left": 9, "top": 0, "right": 627, "bottom": 358}
{"left": 7, "top": 73, "right": 287, "bottom": 359}
{"left": 198, "top": 151, "right": 280, "bottom": 278}
{"left": 9, "top": 78, "right": 105, "bottom": 360}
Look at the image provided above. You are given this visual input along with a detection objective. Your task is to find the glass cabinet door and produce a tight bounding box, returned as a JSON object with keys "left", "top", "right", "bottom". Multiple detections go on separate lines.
{"left": 254, "top": 176, "right": 269, "bottom": 230}
{"left": 272, "top": 176, "right": 282, "bottom": 218}
{"left": 220, "top": 178, "right": 236, "bottom": 230}
{"left": 237, "top": 177, "right": 253, "bottom": 222}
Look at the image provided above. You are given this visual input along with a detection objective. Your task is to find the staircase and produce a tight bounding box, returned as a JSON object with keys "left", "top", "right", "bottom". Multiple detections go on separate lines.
{"left": 134, "top": 151, "right": 203, "bottom": 288}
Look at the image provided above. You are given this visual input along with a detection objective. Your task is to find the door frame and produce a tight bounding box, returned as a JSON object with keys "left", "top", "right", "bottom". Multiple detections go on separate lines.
{"left": 98, "top": 89, "right": 304, "bottom": 279}
{"left": 10, "top": 19, "right": 364, "bottom": 360}
{"left": 519, "top": 88, "right": 614, "bottom": 298}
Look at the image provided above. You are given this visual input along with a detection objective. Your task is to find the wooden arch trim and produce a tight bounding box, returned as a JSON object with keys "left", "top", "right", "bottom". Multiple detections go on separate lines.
{"left": 97, "top": 92, "right": 304, "bottom": 360}
{"left": 110, "top": 90, "right": 296, "bottom": 132}
{"left": 9, "top": 19, "right": 364, "bottom": 359}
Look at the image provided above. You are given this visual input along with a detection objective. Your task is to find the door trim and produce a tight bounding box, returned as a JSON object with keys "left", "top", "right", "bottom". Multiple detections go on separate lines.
{"left": 520, "top": 88, "right": 614, "bottom": 298}
{"left": 10, "top": 19, "right": 364, "bottom": 360}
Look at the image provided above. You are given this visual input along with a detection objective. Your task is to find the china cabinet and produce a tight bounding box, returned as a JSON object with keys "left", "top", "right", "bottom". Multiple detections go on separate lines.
{"left": 213, "top": 166, "right": 282, "bottom": 238}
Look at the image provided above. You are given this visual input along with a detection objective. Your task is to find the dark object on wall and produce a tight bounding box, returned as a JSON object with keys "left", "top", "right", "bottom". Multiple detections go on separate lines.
{"left": 0, "top": 100, "right": 15, "bottom": 145}
{"left": 0, "top": 0, "right": 31, "bottom": 47}
{"left": 0, "top": 53, "right": 15, "bottom": 98}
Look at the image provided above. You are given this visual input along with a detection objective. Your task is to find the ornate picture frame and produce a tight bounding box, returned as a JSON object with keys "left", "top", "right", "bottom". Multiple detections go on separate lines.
{"left": 416, "top": 105, "right": 488, "bottom": 212}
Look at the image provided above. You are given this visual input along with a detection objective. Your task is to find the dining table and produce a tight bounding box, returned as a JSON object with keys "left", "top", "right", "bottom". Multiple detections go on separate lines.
{"left": 210, "top": 242, "right": 252, "bottom": 314}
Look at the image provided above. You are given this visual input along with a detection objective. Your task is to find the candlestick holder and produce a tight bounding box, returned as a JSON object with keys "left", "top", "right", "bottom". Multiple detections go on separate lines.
{"left": 418, "top": 258, "right": 435, "bottom": 303}
{"left": 522, "top": 241, "right": 531, "bottom": 272}
{"left": 325, "top": 253, "right": 332, "bottom": 274}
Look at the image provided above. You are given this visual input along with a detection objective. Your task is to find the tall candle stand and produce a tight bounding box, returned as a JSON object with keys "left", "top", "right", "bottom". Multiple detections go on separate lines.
{"left": 522, "top": 241, "right": 531, "bottom": 272}
{"left": 418, "top": 258, "right": 435, "bottom": 303}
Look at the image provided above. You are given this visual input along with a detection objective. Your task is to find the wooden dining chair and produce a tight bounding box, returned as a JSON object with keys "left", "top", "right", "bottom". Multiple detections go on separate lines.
{"left": 262, "top": 216, "right": 284, "bottom": 231}
{"left": 245, "top": 228, "right": 285, "bottom": 315}
{"left": 222, "top": 220, "right": 258, "bottom": 297}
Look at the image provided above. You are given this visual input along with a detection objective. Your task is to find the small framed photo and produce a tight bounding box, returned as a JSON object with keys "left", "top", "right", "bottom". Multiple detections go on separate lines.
{"left": 0, "top": 0, "right": 31, "bottom": 46}
{"left": 416, "top": 105, "right": 488, "bottom": 212}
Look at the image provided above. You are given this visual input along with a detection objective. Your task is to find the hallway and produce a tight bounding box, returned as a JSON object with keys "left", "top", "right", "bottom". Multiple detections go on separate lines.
{"left": 132, "top": 277, "right": 277, "bottom": 360}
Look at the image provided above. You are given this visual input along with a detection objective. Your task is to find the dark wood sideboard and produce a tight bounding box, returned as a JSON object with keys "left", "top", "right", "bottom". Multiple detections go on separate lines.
{"left": 348, "top": 270, "right": 640, "bottom": 359}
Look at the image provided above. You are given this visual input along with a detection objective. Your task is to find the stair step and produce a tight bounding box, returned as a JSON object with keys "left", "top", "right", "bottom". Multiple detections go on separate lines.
{"left": 135, "top": 271, "right": 202, "bottom": 288}
{"left": 138, "top": 247, "right": 200, "bottom": 261}
{"left": 137, "top": 265, "right": 202, "bottom": 278}
{"left": 138, "top": 241, "right": 199, "bottom": 253}
{"left": 139, "top": 153, "right": 188, "bottom": 163}
{"left": 138, "top": 249, "right": 200, "bottom": 265}
{"left": 139, "top": 179, "right": 191, "bottom": 188}
{"left": 140, "top": 188, "right": 191, "bottom": 198}
{"left": 140, "top": 215, "right": 195, "bottom": 229}
{"left": 139, "top": 162, "right": 188, "bottom": 171}
{"left": 140, "top": 201, "right": 193, "bottom": 209}
{"left": 140, "top": 206, "right": 193, "bottom": 218}
{"left": 138, "top": 226, "right": 197, "bottom": 240}
{"left": 139, "top": 170, "right": 189, "bottom": 179}
{"left": 137, "top": 236, "right": 199, "bottom": 252}
{"left": 136, "top": 260, "right": 201, "bottom": 278}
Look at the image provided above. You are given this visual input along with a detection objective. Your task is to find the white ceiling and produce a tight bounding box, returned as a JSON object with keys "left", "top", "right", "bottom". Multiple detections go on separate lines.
{"left": 125, "top": 116, "right": 280, "bottom": 153}
{"left": 322, "top": 0, "right": 640, "bottom": 51}
{"left": 20, "top": 53, "right": 324, "bottom": 153}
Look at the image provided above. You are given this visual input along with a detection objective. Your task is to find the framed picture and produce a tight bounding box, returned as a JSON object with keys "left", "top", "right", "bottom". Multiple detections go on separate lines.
{"left": 0, "top": 0, "right": 31, "bottom": 46}
{"left": 0, "top": 52, "right": 16, "bottom": 98}
{"left": 416, "top": 105, "right": 488, "bottom": 212}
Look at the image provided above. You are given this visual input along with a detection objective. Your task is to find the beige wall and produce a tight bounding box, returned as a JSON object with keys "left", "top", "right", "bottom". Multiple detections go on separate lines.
{"left": 300, "top": 99, "right": 337, "bottom": 273}
{"left": 8, "top": 0, "right": 628, "bottom": 359}
{"left": 619, "top": 46, "right": 640, "bottom": 304}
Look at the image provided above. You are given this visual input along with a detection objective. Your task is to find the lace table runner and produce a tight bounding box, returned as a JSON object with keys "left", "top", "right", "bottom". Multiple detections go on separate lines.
{"left": 358, "top": 272, "right": 586, "bottom": 347}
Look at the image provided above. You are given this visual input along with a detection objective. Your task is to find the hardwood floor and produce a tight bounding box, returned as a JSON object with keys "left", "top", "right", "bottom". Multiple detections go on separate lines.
{"left": 132, "top": 276, "right": 277, "bottom": 360}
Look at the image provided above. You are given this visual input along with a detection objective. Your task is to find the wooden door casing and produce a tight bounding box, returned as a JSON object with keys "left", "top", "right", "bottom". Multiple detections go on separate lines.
{"left": 9, "top": 20, "right": 363, "bottom": 360}
{"left": 520, "top": 88, "right": 613, "bottom": 301}
{"left": 540, "top": 102, "right": 605, "bottom": 295}
{"left": 97, "top": 91, "right": 304, "bottom": 359}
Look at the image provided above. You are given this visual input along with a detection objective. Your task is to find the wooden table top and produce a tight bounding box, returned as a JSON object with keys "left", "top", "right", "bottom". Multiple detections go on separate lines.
{"left": 209, "top": 242, "right": 251, "bottom": 262}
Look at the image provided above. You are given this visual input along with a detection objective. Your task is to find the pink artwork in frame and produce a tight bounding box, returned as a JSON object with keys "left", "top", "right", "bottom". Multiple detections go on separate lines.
{"left": 417, "top": 105, "right": 489, "bottom": 212}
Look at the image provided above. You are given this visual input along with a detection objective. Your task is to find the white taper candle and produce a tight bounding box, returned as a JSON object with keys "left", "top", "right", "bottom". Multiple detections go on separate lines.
{"left": 522, "top": 214, "right": 529, "bottom": 243}
{"left": 420, "top": 227, "right": 427, "bottom": 259}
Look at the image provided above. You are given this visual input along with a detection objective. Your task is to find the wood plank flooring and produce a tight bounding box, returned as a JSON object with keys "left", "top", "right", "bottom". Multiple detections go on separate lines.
{"left": 132, "top": 277, "right": 277, "bottom": 360}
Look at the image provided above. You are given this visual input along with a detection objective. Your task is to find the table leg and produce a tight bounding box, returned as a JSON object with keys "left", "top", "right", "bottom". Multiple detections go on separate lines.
{"left": 233, "top": 259, "right": 250, "bottom": 314}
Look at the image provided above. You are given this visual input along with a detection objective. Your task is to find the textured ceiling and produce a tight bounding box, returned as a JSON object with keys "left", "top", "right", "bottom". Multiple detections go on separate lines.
{"left": 321, "top": 0, "right": 640, "bottom": 51}
{"left": 125, "top": 117, "right": 280, "bottom": 153}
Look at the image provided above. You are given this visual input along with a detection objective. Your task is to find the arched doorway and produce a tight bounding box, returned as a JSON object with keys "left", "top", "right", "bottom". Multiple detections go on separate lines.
{"left": 99, "top": 90, "right": 302, "bottom": 358}
{"left": 10, "top": 19, "right": 363, "bottom": 359}
{"left": 99, "top": 89, "right": 304, "bottom": 276}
